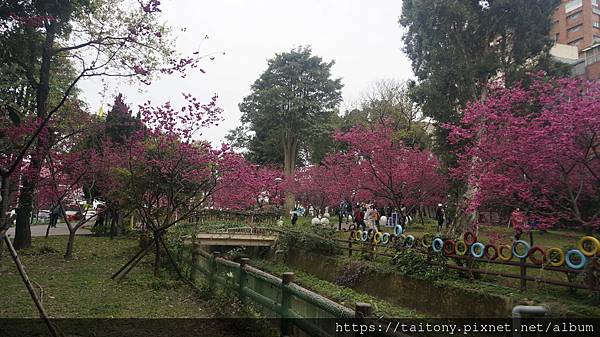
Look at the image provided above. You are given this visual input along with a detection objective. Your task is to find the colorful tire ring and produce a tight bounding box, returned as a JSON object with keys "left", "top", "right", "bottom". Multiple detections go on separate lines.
{"left": 381, "top": 233, "right": 390, "bottom": 245}
{"left": 443, "top": 240, "right": 456, "bottom": 255}
{"left": 470, "top": 242, "right": 485, "bottom": 258}
{"left": 527, "top": 246, "right": 546, "bottom": 265}
{"left": 405, "top": 235, "right": 415, "bottom": 248}
{"left": 463, "top": 231, "right": 477, "bottom": 246}
{"left": 483, "top": 244, "right": 498, "bottom": 260}
{"left": 512, "top": 240, "right": 531, "bottom": 259}
{"left": 577, "top": 236, "right": 600, "bottom": 257}
{"left": 498, "top": 245, "right": 513, "bottom": 261}
{"left": 432, "top": 238, "right": 444, "bottom": 253}
{"left": 361, "top": 230, "right": 368, "bottom": 242}
{"left": 456, "top": 240, "right": 468, "bottom": 256}
{"left": 374, "top": 231, "right": 383, "bottom": 244}
{"left": 394, "top": 225, "right": 404, "bottom": 236}
{"left": 546, "top": 247, "right": 565, "bottom": 267}
{"left": 565, "top": 249, "right": 587, "bottom": 269}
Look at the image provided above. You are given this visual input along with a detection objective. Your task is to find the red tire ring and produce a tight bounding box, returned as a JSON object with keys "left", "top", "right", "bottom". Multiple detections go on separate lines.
{"left": 443, "top": 240, "right": 456, "bottom": 255}
{"left": 483, "top": 244, "right": 498, "bottom": 260}
{"left": 528, "top": 246, "right": 546, "bottom": 265}
{"left": 463, "top": 231, "right": 477, "bottom": 245}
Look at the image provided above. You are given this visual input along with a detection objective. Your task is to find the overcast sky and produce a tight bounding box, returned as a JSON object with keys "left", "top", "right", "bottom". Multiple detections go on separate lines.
{"left": 79, "top": 0, "right": 414, "bottom": 146}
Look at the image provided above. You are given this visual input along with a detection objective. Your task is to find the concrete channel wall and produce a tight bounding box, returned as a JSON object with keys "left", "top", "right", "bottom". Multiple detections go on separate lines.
{"left": 284, "top": 248, "right": 515, "bottom": 318}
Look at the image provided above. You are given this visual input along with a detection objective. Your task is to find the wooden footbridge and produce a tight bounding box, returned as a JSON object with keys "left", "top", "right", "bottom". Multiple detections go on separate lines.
{"left": 194, "top": 226, "right": 280, "bottom": 247}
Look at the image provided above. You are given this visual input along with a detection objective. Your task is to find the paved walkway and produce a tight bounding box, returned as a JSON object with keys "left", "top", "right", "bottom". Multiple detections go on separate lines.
{"left": 5, "top": 223, "right": 91, "bottom": 237}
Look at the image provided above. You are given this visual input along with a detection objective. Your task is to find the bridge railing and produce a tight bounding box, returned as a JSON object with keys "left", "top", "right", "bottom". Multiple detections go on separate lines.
{"left": 174, "top": 239, "right": 396, "bottom": 337}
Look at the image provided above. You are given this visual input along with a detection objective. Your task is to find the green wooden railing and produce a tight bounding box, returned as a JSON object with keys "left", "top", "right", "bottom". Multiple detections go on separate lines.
{"left": 174, "top": 239, "right": 381, "bottom": 337}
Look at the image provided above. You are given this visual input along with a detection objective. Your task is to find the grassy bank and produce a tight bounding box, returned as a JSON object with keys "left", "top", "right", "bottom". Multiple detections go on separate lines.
{"left": 0, "top": 235, "right": 212, "bottom": 318}
{"left": 250, "top": 258, "right": 424, "bottom": 318}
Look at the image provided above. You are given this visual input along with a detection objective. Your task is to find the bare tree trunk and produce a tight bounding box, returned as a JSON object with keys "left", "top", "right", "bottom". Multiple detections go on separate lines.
{"left": 154, "top": 232, "right": 161, "bottom": 276}
{"left": 14, "top": 171, "right": 36, "bottom": 249}
{"left": 283, "top": 136, "right": 297, "bottom": 212}
{"left": 64, "top": 230, "right": 76, "bottom": 259}
{"left": 13, "top": 22, "right": 57, "bottom": 250}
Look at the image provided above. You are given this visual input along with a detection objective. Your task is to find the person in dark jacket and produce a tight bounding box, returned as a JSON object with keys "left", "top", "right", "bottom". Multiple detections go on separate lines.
{"left": 435, "top": 204, "right": 445, "bottom": 231}
{"left": 49, "top": 204, "right": 61, "bottom": 228}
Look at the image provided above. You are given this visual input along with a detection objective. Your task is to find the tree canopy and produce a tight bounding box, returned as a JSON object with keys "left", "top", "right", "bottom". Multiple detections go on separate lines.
{"left": 234, "top": 46, "right": 343, "bottom": 175}
{"left": 399, "top": 0, "right": 564, "bottom": 162}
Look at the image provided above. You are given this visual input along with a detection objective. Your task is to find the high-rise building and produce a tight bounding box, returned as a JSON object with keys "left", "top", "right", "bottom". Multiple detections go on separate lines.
{"left": 551, "top": 0, "right": 600, "bottom": 50}
{"left": 550, "top": 0, "right": 600, "bottom": 80}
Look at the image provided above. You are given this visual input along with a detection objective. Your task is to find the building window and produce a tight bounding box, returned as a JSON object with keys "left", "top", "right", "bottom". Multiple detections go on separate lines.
{"left": 594, "top": 21, "right": 600, "bottom": 29}
{"left": 593, "top": 0, "right": 598, "bottom": 7}
{"left": 569, "top": 38, "right": 583, "bottom": 46}
{"left": 568, "top": 24, "right": 583, "bottom": 33}
{"left": 565, "top": 0, "right": 583, "bottom": 13}
{"left": 568, "top": 12, "right": 581, "bottom": 21}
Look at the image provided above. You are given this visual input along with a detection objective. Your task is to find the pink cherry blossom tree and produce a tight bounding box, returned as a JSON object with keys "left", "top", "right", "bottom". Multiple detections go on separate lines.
{"left": 332, "top": 126, "right": 447, "bottom": 213}
{"left": 447, "top": 76, "right": 600, "bottom": 232}
{"left": 100, "top": 93, "right": 226, "bottom": 277}
{"left": 212, "top": 152, "right": 282, "bottom": 211}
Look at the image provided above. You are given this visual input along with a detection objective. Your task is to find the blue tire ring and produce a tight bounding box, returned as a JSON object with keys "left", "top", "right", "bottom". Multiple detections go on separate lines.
{"left": 432, "top": 238, "right": 444, "bottom": 253}
{"left": 381, "top": 233, "right": 390, "bottom": 245}
{"left": 394, "top": 225, "right": 404, "bottom": 236}
{"left": 405, "top": 235, "right": 415, "bottom": 248}
{"left": 361, "top": 230, "right": 369, "bottom": 242}
{"left": 565, "top": 249, "right": 587, "bottom": 270}
{"left": 512, "top": 240, "right": 531, "bottom": 259}
{"left": 470, "top": 242, "right": 485, "bottom": 258}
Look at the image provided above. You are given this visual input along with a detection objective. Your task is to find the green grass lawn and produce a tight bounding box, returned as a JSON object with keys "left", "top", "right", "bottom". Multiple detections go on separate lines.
{"left": 0, "top": 236, "right": 212, "bottom": 318}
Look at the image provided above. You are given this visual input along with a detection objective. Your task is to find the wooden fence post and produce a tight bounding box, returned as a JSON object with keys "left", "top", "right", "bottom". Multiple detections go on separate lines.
{"left": 355, "top": 302, "right": 372, "bottom": 337}
{"left": 209, "top": 251, "right": 221, "bottom": 291}
{"left": 239, "top": 258, "right": 249, "bottom": 303}
{"left": 281, "top": 272, "right": 295, "bottom": 336}
{"left": 348, "top": 237, "right": 353, "bottom": 257}
{"left": 519, "top": 257, "right": 527, "bottom": 291}
{"left": 190, "top": 239, "right": 198, "bottom": 282}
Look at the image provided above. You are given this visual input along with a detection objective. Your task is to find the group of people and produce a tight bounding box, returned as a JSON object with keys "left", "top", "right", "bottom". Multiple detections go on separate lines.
{"left": 340, "top": 200, "right": 411, "bottom": 232}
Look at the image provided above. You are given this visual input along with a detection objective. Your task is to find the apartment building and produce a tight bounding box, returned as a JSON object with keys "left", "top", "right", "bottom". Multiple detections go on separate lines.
{"left": 551, "top": 0, "right": 600, "bottom": 49}
{"left": 550, "top": 0, "right": 600, "bottom": 80}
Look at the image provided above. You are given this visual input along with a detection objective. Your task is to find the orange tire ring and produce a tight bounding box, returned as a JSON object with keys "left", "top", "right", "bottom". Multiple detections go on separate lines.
{"left": 528, "top": 246, "right": 546, "bottom": 265}
{"left": 463, "top": 231, "right": 477, "bottom": 246}
{"left": 483, "top": 244, "right": 498, "bottom": 260}
{"left": 443, "top": 240, "right": 456, "bottom": 255}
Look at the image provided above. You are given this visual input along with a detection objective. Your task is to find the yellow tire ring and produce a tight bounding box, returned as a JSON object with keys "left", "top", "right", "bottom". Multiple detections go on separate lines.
{"left": 354, "top": 230, "right": 362, "bottom": 241}
{"left": 577, "top": 236, "right": 600, "bottom": 257}
{"left": 421, "top": 233, "right": 434, "bottom": 248}
{"left": 546, "top": 247, "right": 565, "bottom": 267}
{"left": 455, "top": 240, "right": 468, "bottom": 256}
{"left": 498, "top": 244, "right": 513, "bottom": 261}
{"left": 374, "top": 231, "right": 383, "bottom": 244}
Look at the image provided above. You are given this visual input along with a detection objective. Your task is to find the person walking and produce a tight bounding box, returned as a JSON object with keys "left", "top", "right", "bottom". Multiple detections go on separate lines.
{"left": 49, "top": 204, "right": 61, "bottom": 228}
{"left": 291, "top": 209, "right": 298, "bottom": 226}
{"left": 435, "top": 204, "right": 445, "bottom": 231}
